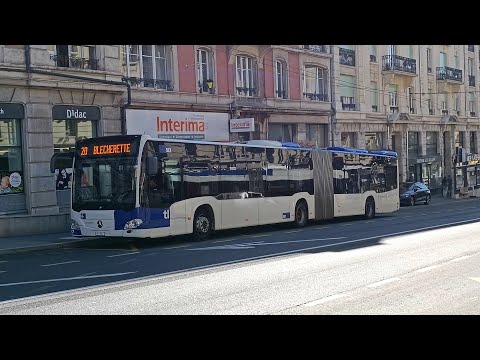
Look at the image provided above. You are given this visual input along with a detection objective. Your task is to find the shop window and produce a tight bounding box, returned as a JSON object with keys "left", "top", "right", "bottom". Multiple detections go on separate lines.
{"left": 0, "top": 119, "right": 23, "bottom": 195}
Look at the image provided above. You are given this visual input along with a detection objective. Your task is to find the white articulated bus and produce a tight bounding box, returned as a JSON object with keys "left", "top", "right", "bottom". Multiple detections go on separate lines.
{"left": 50, "top": 135, "right": 399, "bottom": 240}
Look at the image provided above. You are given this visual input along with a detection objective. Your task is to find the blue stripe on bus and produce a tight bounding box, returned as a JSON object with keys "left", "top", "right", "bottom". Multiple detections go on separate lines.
{"left": 115, "top": 208, "right": 171, "bottom": 230}
{"left": 184, "top": 169, "right": 275, "bottom": 176}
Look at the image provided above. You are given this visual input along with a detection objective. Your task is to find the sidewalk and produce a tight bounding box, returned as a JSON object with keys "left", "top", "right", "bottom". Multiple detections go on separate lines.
{"left": 0, "top": 193, "right": 473, "bottom": 256}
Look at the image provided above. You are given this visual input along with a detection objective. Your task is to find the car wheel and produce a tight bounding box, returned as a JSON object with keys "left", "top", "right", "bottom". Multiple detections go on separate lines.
{"left": 409, "top": 197, "right": 415, "bottom": 206}
{"left": 424, "top": 195, "right": 431, "bottom": 205}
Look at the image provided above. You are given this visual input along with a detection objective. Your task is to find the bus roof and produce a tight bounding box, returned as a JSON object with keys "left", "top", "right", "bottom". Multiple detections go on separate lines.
{"left": 83, "top": 135, "right": 397, "bottom": 158}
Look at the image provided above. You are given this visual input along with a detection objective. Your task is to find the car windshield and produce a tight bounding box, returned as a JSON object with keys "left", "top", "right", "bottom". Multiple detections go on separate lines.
{"left": 400, "top": 182, "right": 414, "bottom": 193}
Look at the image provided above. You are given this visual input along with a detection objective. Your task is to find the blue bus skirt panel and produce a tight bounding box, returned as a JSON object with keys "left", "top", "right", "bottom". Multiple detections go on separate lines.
{"left": 115, "top": 207, "right": 171, "bottom": 230}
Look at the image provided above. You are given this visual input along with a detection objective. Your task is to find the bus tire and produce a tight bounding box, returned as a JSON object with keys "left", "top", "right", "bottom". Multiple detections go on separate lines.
{"left": 364, "top": 197, "right": 375, "bottom": 219}
{"left": 193, "top": 206, "right": 213, "bottom": 241}
{"left": 294, "top": 200, "right": 308, "bottom": 228}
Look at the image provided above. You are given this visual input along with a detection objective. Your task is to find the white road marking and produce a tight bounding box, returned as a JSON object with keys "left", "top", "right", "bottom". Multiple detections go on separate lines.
{"left": 188, "top": 237, "right": 346, "bottom": 251}
{"left": 449, "top": 255, "right": 472, "bottom": 263}
{"left": 304, "top": 294, "right": 346, "bottom": 307}
{"left": 341, "top": 223, "right": 353, "bottom": 226}
{"left": 365, "top": 220, "right": 375, "bottom": 223}
{"left": 107, "top": 252, "right": 140, "bottom": 258}
{"left": 416, "top": 265, "right": 441, "bottom": 273}
{"left": 213, "top": 238, "right": 239, "bottom": 243}
{"left": 314, "top": 226, "right": 329, "bottom": 229}
{"left": 0, "top": 261, "right": 7, "bottom": 263}
{"left": 367, "top": 278, "right": 401, "bottom": 288}
{"left": 252, "top": 234, "right": 273, "bottom": 238}
{"left": 383, "top": 218, "right": 394, "bottom": 221}
{"left": 78, "top": 272, "right": 96, "bottom": 277}
{"left": 40, "top": 260, "right": 80, "bottom": 267}
{"left": 284, "top": 230, "right": 303, "bottom": 234}
{"left": 0, "top": 271, "right": 6, "bottom": 274}
{"left": 163, "top": 245, "right": 189, "bottom": 250}
{"left": 0, "top": 272, "right": 137, "bottom": 287}
{"left": 402, "top": 215, "right": 413, "bottom": 218}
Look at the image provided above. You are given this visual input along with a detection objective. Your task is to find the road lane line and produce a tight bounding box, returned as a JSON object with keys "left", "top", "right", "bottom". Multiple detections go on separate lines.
{"left": 365, "top": 220, "right": 375, "bottom": 223}
{"left": 107, "top": 252, "right": 140, "bottom": 258}
{"left": 416, "top": 265, "right": 441, "bottom": 273}
{"left": 0, "top": 261, "right": 7, "bottom": 264}
{"left": 367, "top": 278, "right": 401, "bottom": 288}
{"left": 314, "top": 226, "right": 329, "bottom": 229}
{"left": 213, "top": 238, "right": 239, "bottom": 243}
{"left": 304, "top": 294, "right": 346, "bottom": 307}
{"left": 383, "top": 218, "right": 394, "bottom": 221}
{"left": 252, "top": 234, "right": 273, "bottom": 238}
{"left": 341, "top": 223, "right": 353, "bottom": 226}
{"left": 0, "top": 271, "right": 6, "bottom": 274}
{"left": 284, "top": 230, "right": 303, "bottom": 234}
{"left": 0, "top": 272, "right": 137, "bottom": 287}
{"left": 163, "top": 245, "right": 189, "bottom": 250}
{"left": 449, "top": 255, "right": 472, "bottom": 263}
{"left": 40, "top": 260, "right": 80, "bottom": 267}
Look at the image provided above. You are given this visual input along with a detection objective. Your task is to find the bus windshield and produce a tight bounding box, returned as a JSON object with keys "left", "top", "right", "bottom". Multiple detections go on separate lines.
{"left": 72, "top": 156, "right": 137, "bottom": 211}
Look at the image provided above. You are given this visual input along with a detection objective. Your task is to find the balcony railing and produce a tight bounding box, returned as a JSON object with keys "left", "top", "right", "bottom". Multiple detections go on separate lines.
{"left": 303, "top": 92, "right": 328, "bottom": 101}
{"left": 340, "top": 96, "right": 355, "bottom": 110}
{"left": 471, "top": 112, "right": 476, "bottom": 117}
{"left": 468, "top": 45, "right": 475, "bottom": 52}
{"left": 50, "top": 54, "right": 98, "bottom": 70}
{"left": 123, "top": 77, "right": 173, "bottom": 90}
{"left": 276, "top": 89, "right": 287, "bottom": 99}
{"left": 442, "top": 109, "right": 449, "bottom": 115}
{"left": 382, "top": 55, "right": 416, "bottom": 74}
{"left": 469, "top": 75, "right": 476, "bottom": 87}
{"left": 370, "top": 55, "right": 377, "bottom": 62}
{"left": 390, "top": 106, "right": 399, "bottom": 113}
{"left": 436, "top": 66, "right": 463, "bottom": 82}
{"left": 236, "top": 87, "right": 257, "bottom": 96}
{"left": 339, "top": 48, "right": 355, "bottom": 66}
{"left": 303, "top": 45, "right": 328, "bottom": 54}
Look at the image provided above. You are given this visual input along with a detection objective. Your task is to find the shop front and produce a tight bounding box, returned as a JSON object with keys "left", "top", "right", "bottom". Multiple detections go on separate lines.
{"left": 408, "top": 155, "right": 442, "bottom": 193}
{"left": 0, "top": 103, "right": 26, "bottom": 215}
{"left": 453, "top": 153, "right": 480, "bottom": 198}
{"left": 52, "top": 105, "right": 100, "bottom": 212}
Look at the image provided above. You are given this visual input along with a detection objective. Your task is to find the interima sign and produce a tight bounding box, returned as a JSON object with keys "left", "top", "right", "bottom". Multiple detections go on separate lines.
{"left": 126, "top": 109, "right": 230, "bottom": 141}
{"left": 229, "top": 118, "right": 254, "bottom": 132}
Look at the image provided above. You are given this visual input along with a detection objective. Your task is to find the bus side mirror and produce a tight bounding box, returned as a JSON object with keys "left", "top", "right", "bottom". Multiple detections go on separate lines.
{"left": 146, "top": 157, "right": 159, "bottom": 175}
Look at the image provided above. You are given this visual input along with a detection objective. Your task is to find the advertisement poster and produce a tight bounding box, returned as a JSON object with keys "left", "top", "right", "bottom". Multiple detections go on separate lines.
{"left": 126, "top": 109, "right": 230, "bottom": 142}
{"left": 55, "top": 168, "right": 73, "bottom": 190}
{"left": 0, "top": 171, "right": 23, "bottom": 194}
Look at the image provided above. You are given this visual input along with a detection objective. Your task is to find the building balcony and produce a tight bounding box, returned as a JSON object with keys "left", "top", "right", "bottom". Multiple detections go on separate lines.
{"left": 436, "top": 66, "right": 463, "bottom": 83}
{"left": 303, "top": 92, "right": 328, "bottom": 101}
{"left": 123, "top": 77, "right": 173, "bottom": 90}
{"left": 340, "top": 96, "right": 355, "bottom": 110}
{"left": 370, "top": 55, "right": 377, "bottom": 63}
{"left": 339, "top": 48, "right": 355, "bottom": 66}
{"left": 302, "top": 45, "right": 329, "bottom": 54}
{"left": 469, "top": 75, "right": 475, "bottom": 87}
{"left": 50, "top": 54, "right": 98, "bottom": 70}
{"left": 382, "top": 55, "right": 416, "bottom": 75}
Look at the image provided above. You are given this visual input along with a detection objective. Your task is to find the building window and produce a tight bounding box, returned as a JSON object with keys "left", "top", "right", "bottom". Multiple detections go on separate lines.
{"left": 124, "top": 45, "right": 173, "bottom": 90}
{"left": 52, "top": 45, "right": 97, "bottom": 70}
{"left": 53, "top": 120, "right": 97, "bottom": 154}
{"left": 268, "top": 124, "right": 296, "bottom": 143}
{"left": 455, "top": 131, "right": 464, "bottom": 148}
{"left": 365, "top": 132, "right": 384, "bottom": 150}
{"left": 370, "top": 82, "right": 378, "bottom": 112}
{"left": 303, "top": 65, "right": 328, "bottom": 101}
{"left": 341, "top": 132, "right": 356, "bottom": 148}
{"left": 340, "top": 74, "right": 355, "bottom": 110}
{"left": 469, "top": 92, "right": 476, "bottom": 116}
{"left": 275, "top": 59, "right": 288, "bottom": 99}
{"left": 389, "top": 84, "right": 398, "bottom": 113}
{"left": 236, "top": 55, "right": 257, "bottom": 97}
{"left": 306, "top": 124, "right": 327, "bottom": 148}
{"left": 426, "top": 48, "right": 432, "bottom": 73}
{"left": 0, "top": 119, "right": 23, "bottom": 195}
{"left": 470, "top": 132, "right": 477, "bottom": 153}
{"left": 407, "top": 87, "right": 415, "bottom": 114}
{"left": 370, "top": 45, "right": 377, "bottom": 62}
{"left": 197, "top": 48, "right": 215, "bottom": 94}
{"left": 426, "top": 131, "right": 438, "bottom": 156}
{"left": 408, "top": 131, "right": 419, "bottom": 158}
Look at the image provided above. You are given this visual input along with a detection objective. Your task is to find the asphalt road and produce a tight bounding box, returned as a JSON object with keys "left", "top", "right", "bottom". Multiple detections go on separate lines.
{"left": 0, "top": 196, "right": 479, "bottom": 314}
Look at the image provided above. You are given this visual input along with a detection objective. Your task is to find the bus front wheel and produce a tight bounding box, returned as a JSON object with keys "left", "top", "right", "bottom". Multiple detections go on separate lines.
{"left": 294, "top": 201, "right": 308, "bottom": 228}
{"left": 193, "top": 207, "right": 213, "bottom": 241}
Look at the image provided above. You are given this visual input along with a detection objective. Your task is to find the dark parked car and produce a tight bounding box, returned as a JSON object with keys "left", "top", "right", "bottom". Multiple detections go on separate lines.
{"left": 399, "top": 181, "right": 431, "bottom": 206}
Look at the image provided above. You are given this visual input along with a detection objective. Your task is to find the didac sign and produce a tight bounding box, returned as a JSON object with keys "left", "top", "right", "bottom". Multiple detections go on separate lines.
{"left": 230, "top": 118, "right": 255, "bottom": 132}
{"left": 52, "top": 105, "right": 101, "bottom": 121}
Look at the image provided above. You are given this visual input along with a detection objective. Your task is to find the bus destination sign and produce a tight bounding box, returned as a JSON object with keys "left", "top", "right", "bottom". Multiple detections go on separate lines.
{"left": 80, "top": 143, "right": 132, "bottom": 156}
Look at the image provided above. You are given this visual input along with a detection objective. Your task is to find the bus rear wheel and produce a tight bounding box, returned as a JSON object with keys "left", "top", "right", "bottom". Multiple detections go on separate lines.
{"left": 193, "top": 207, "right": 213, "bottom": 241}
{"left": 364, "top": 198, "right": 375, "bottom": 219}
{"left": 294, "top": 201, "right": 308, "bottom": 228}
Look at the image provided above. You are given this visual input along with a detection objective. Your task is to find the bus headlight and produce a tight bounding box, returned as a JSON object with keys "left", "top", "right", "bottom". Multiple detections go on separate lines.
{"left": 124, "top": 219, "right": 143, "bottom": 229}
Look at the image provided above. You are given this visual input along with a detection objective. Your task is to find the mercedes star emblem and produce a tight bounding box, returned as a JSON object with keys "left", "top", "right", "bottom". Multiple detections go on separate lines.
{"left": 97, "top": 220, "right": 103, "bottom": 228}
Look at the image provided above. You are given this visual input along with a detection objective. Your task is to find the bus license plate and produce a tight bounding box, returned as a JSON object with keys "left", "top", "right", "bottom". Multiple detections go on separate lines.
{"left": 95, "top": 231, "right": 106, "bottom": 236}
